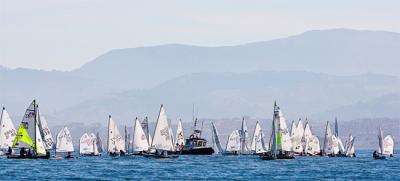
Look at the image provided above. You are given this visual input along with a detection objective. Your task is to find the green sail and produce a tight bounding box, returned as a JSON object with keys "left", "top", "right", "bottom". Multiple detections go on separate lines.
{"left": 277, "top": 130, "right": 282, "bottom": 146}
{"left": 13, "top": 123, "right": 34, "bottom": 147}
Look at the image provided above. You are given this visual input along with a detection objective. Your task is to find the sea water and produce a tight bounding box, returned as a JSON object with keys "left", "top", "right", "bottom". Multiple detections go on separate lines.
{"left": 0, "top": 150, "right": 398, "bottom": 180}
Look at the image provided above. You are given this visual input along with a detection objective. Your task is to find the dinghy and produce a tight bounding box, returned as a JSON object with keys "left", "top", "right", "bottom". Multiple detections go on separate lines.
{"left": 250, "top": 121, "right": 267, "bottom": 155}
{"left": 239, "top": 118, "right": 252, "bottom": 155}
{"left": 8, "top": 100, "right": 49, "bottom": 159}
{"left": 344, "top": 135, "right": 356, "bottom": 157}
{"left": 80, "top": 133, "right": 101, "bottom": 156}
{"left": 107, "top": 115, "right": 126, "bottom": 156}
{"left": 143, "top": 105, "right": 178, "bottom": 159}
{"left": 55, "top": 126, "right": 74, "bottom": 159}
{"left": 260, "top": 102, "right": 294, "bottom": 160}
{"left": 132, "top": 117, "right": 149, "bottom": 155}
{"left": 175, "top": 119, "right": 185, "bottom": 152}
{"left": 222, "top": 130, "right": 241, "bottom": 155}
{"left": 373, "top": 127, "right": 394, "bottom": 159}
{"left": 180, "top": 118, "right": 214, "bottom": 155}
{"left": 322, "top": 121, "right": 340, "bottom": 157}
{"left": 141, "top": 117, "right": 152, "bottom": 147}
{"left": 302, "top": 122, "right": 321, "bottom": 156}
{"left": 290, "top": 119, "right": 304, "bottom": 155}
{"left": 0, "top": 107, "right": 17, "bottom": 156}
{"left": 211, "top": 122, "right": 224, "bottom": 154}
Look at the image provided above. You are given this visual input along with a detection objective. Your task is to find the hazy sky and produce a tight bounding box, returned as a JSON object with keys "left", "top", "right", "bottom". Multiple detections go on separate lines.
{"left": 1, "top": 0, "right": 399, "bottom": 71}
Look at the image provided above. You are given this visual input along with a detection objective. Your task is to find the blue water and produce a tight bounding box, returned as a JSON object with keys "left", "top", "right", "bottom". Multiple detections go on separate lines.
{"left": 0, "top": 150, "right": 399, "bottom": 180}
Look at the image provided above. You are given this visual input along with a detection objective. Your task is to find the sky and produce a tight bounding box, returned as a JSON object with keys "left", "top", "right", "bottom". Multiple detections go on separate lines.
{"left": 1, "top": 0, "right": 399, "bottom": 71}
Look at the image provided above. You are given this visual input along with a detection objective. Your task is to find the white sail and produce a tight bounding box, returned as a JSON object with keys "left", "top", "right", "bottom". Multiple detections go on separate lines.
{"left": 226, "top": 130, "right": 241, "bottom": 152}
{"left": 107, "top": 116, "right": 125, "bottom": 153}
{"left": 344, "top": 135, "right": 355, "bottom": 156}
{"left": 37, "top": 110, "right": 54, "bottom": 150}
{"left": 305, "top": 136, "right": 320, "bottom": 155}
{"left": 56, "top": 126, "right": 74, "bottom": 153}
{"left": 150, "top": 105, "right": 174, "bottom": 151}
{"left": 290, "top": 120, "right": 296, "bottom": 137}
{"left": 250, "top": 122, "right": 266, "bottom": 153}
{"left": 89, "top": 133, "right": 100, "bottom": 155}
{"left": 277, "top": 110, "right": 292, "bottom": 152}
{"left": 35, "top": 122, "right": 47, "bottom": 155}
{"left": 240, "top": 118, "right": 251, "bottom": 153}
{"left": 337, "top": 137, "right": 345, "bottom": 153}
{"left": 175, "top": 119, "right": 185, "bottom": 147}
{"left": 0, "top": 108, "right": 17, "bottom": 150}
{"left": 331, "top": 135, "right": 340, "bottom": 154}
{"left": 383, "top": 135, "right": 394, "bottom": 155}
{"left": 133, "top": 118, "right": 149, "bottom": 152}
{"left": 211, "top": 122, "right": 223, "bottom": 153}
{"left": 291, "top": 120, "right": 304, "bottom": 154}
{"left": 323, "top": 121, "right": 334, "bottom": 154}
{"left": 303, "top": 122, "right": 313, "bottom": 143}
{"left": 80, "top": 133, "right": 93, "bottom": 154}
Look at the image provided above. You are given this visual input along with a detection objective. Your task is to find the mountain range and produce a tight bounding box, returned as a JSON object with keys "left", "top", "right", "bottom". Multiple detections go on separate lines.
{"left": 1, "top": 28, "right": 399, "bottom": 126}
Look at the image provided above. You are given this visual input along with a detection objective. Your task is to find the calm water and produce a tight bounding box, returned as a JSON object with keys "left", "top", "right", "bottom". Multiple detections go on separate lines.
{"left": 0, "top": 150, "right": 398, "bottom": 180}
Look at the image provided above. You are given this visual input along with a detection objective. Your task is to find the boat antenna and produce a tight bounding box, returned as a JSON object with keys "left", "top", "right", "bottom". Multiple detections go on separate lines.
{"left": 200, "top": 120, "right": 204, "bottom": 137}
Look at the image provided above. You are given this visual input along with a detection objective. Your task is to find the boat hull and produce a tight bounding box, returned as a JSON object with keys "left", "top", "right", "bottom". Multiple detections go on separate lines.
{"left": 143, "top": 153, "right": 179, "bottom": 159}
{"left": 7, "top": 155, "right": 50, "bottom": 159}
{"left": 180, "top": 147, "right": 214, "bottom": 155}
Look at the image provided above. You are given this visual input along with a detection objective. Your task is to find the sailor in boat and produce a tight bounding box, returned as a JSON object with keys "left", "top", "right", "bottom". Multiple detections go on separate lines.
{"left": 120, "top": 150, "right": 125, "bottom": 155}
{"left": 7, "top": 147, "right": 12, "bottom": 155}
{"left": 65, "top": 152, "right": 73, "bottom": 159}
{"left": 27, "top": 149, "right": 32, "bottom": 157}
{"left": 19, "top": 147, "right": 26, "bottom": 157}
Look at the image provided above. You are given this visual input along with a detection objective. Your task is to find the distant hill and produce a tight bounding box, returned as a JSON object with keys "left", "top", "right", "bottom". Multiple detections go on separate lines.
{"left": 314, "top": 93, "right": 400, "bottom": 120}
{"left": 74, "top": 29, "right": 400, "bottom": 89}
{"left": 54, "top": 71, "right": 400, "bottom": 125}
{"left": 1, "top": 29, "right": 400, "bottom": 125}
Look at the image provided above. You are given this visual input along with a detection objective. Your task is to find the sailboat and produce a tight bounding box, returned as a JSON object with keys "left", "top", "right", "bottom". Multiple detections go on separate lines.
{"left": 211, "top": 122, "right": 224, "bottom": 154}
{"left": 143, "top": 104, "right": 178, "bottom": 159}
{"left": 0, "top": 107, "right": 17, "bottom": 156}
{"left": 290, "top": 119, "right": 304, "bottom": 155}
{"left": 8, "top": 100, "right": 49, "bottom": 159}
{"left": 239, "top": 118, "right": 252, "bottom": 155}
{"left": 180, "top": 118, "right": 214, "bottom": 155}
{"left": 373, "top": 127, "right": 394, "bottom": 159}
{"left": 302, "top": 122, "right": 321, "bottom": 156}
{"left": 250, "top": 121, "right": 267, "bottom": 155}
{"left": 141, "top": 117, "right": 152, "bottom": 148}
{"left": 55, "top": 126, "right": 74, "bottom": 159}
{"left": 222, "top": 130, "right": 241, "bottom": 155}
{"left": 175, "top": 119, "right": 184, "bottom": 152}
{"left": 38, "top": 110, "right": 55, "bottom": 151}
{"left": 107, "top": 115, "right": 126, "bottom": 156}
{"left": 344, "top": 135, "right": 356, "bottom": 157}
{"left": 260, "top": 101, "right": 294, "bottom": 160}
{"left": 132, "top": 117, "right": 149, "bottom": 155}
{"left": 80, "top": 133, "right": 101, "bottom": 156}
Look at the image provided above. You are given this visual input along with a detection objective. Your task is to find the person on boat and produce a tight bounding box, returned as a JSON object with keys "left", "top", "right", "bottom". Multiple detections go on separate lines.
{"left": 120, "top": 150, "right": 125, "bottom": 155}
{"left": 373, "top": 150, "right": 378, "bottom": 158}
{"left": 7, "top": 147, "right": 12, "bottom": 155}
{"left": 20, "top": 147, "right": 26, "bottom": 157}
{"left": 27, "top": 149, "right": 32, "bottom": 157}
{"left": 65, "top": 152, "right": 73, "bottom": 159}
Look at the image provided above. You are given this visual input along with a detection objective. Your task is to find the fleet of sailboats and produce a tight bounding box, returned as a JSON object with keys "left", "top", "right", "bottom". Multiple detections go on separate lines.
{"left": 2, "top": 100, "right": 395, "bottom": 160}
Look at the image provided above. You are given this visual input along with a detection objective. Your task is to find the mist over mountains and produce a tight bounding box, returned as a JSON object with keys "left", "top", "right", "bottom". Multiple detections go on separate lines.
{"left": 1, "top": 29, "right": 400, "bottom": 128}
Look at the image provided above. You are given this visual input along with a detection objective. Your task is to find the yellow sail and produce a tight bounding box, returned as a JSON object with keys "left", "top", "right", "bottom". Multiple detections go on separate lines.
{"left": 13, "top": 124, "right": 34, "bottom": 147}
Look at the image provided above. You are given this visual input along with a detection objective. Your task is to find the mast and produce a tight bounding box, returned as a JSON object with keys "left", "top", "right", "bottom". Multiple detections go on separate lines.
{"left": 271, "top": 101, "right": 278, "bottom": 157}
{"left": 34, "top": 100, "right": 37, "bottom": 156}
{"left": 107, "top": 115, "right": 111, "bottom": 154}
{"left": 335, "top": 117, "right": 338, "bottom": 137}
{"left": 323, "top": 121, "right": 329, "bottom": 155}
{"left": 124, "top": 125, "right": 128, "bottom": 153}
